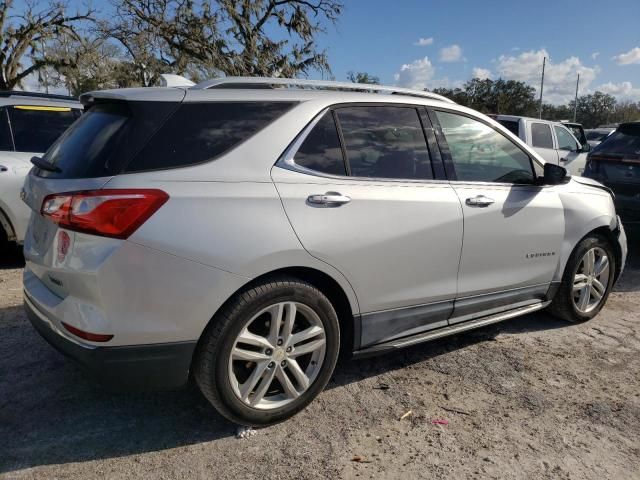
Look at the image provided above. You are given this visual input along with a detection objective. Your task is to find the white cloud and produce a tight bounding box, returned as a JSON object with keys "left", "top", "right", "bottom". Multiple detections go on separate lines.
{"left": 511, "top": 47, "right": 520, "bottom": 52}
{"left": 414, "top": 37, "right": 434, "bottom": 47}
{"left": 472, "top": 67, "right": 492, "bottom": 80}
{"left": 393, "top": 56, "right": 461, "bottom": 91}
{"left": 591, "top": 51, "right": 600, "bottom": 60}
{"left": 394, "top": 56, "right": 436, "bottom": 89}
{"left": 594, "top": 81, "right": 640, "bottom": 100}
{"left": 439, "top": 44, "right": 463, "bottom": 63}
{"left": 613, "top": 47, "right": 640, "bottom": 65}
{"left": 495, "top": 49, "right": 599, "bottom": 104}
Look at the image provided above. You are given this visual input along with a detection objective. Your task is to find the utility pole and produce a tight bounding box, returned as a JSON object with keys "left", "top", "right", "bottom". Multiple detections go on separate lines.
{"left": 573, "top": 74, "right": 580, "bottom": 122}
{"left": 538, "top": 56, "right": 546, "bottom": 119}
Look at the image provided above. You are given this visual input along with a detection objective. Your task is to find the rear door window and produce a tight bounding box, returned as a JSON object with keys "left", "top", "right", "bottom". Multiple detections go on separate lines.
{"left": 531, "top": 123, "right": 554, "bottom": 149}
{"left": 8, "top": 106, "right": 81, "bottom": 153}
{"left": 126, "top": 102, "right": 295, "bottom": 172}
{"left": 294, "top": 111, "right": 346, "bottom": 176}
{"left": 335, "top": 106, "right": 433, "bottom": 180}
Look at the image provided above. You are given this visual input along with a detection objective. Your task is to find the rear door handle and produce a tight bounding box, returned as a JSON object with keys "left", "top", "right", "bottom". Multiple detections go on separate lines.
{"left": 465, "top": 195, "right": 495, "bottom": 207}
{"left": 307, "top": 192, "right": 351, "bottom": 207}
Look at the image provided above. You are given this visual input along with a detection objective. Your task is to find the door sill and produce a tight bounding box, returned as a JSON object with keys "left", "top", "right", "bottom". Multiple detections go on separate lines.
{"left": 353, "top": 301, "right": 550, "bottom": 357}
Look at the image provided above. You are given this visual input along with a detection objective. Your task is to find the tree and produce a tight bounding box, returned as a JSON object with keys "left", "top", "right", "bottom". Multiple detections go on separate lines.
{"left": 0, "top": 0, "right": 94, "bottom": 90}
{"left": 570, "top": 91, "right": 617, "bottom": 128}
{"left": 109, "top": 0, "right": 343, "bottom": 80}
{"left": 347, "top": 71, "right": 379, "bottom": 84}
{"left": 432, "top": 78, "right": 537, "bottom": 116}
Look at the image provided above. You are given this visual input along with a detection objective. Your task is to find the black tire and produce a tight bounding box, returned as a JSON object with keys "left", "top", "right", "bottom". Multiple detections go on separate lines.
{"left": 547, "top": 234, "right": 616, "bottom": 323}
{"left": 194, "top": 277, "right": 340, "bottom": 426}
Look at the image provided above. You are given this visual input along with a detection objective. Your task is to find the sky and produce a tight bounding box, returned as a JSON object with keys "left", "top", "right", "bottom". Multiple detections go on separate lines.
{"left": 314, "top": 0, "right": 640, "bottom": 104}
{"left": 13, "top": 0, "right": 640, "bottom": 104}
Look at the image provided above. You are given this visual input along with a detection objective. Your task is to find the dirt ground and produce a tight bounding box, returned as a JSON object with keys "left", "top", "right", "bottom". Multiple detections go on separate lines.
{"left": 1, "top": 230, "right": 639, "bottom": 480}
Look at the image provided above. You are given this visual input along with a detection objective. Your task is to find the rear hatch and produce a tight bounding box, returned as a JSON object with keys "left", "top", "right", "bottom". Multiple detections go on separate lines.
{"left": 22, "top": 89, "right": 185, "bottom": 295}
{"left": 586, "top": 123, "right": 640, "bottom": 221}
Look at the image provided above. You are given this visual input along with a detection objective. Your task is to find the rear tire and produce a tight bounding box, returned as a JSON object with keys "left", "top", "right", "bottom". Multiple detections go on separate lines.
{"left": 547, "top": 234, "right": 616, "bottom": 323}
{"left": 194, "top": 277, "right": 340, "bottom": 426}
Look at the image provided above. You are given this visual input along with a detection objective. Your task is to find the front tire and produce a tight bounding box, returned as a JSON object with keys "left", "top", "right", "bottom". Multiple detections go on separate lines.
{"left": 547, "top": 234, "right": 616, "bottom": 323}
{"left": 194, "top": 277, "right": 340, "bottom": 426}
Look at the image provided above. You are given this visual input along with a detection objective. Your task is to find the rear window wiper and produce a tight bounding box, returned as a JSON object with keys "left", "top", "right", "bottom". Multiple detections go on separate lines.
{"left": 31, "top": 156, "right": 61, "bottom": 173}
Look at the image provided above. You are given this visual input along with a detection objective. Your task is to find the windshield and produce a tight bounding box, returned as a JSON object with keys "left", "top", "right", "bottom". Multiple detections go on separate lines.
{"left": 586, "top": 130, "right": 611, "bottom": 142}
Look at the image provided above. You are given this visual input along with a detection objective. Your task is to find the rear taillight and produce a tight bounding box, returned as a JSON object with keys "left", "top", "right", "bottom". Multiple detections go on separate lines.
{"left": 41, "top": 189, "right": 169, "bottom": 239}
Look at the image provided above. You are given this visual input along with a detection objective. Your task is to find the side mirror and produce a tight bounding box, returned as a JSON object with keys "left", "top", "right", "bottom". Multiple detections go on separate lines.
{"left": 580, "top": 142, "right": 591, "bottom": 152}
{"left": 543, "top": 162, "right": 569, "bottom": 185}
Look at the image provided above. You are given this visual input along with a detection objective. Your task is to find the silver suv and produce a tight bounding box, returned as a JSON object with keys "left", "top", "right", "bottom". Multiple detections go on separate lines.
{"left": 22, "top": 78, "right": 627, "bottom": 426}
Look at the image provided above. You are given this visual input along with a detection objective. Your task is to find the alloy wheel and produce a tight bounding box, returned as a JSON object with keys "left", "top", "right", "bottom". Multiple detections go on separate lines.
{"left": 228, "top": 301, "right": 327, "bottom": 410}
{"left": 572, "top": 247, "right": 610, "bottom": 314}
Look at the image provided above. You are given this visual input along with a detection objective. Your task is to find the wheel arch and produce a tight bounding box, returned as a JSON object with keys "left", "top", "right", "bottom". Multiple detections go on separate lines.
{"left": 195, "top": 266, "right": 360, "bottom": 363}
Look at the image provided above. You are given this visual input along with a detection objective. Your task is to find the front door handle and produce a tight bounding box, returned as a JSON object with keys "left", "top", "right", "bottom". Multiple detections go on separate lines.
{"left": 307, "top": 192, "right": 351, "bottom": 207}
{"left": 465, "top": 195, "right": 495, "bottom": 207}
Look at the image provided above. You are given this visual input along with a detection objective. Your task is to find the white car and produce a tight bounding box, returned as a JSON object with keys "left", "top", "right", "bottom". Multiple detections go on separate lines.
{"left": 489, "top": 115, "right": 590, "bottom": 176}
{"left": 0, "top": 91, "right": 82, "bottom": 247}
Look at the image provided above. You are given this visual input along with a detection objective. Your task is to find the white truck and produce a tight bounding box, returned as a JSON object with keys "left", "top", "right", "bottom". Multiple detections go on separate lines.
{"left": 489, "top": 115, "right": 590, "bottom": 176}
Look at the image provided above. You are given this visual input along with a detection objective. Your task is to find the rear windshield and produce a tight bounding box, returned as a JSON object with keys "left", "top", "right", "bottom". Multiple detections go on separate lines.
{"left": 37, "top": 101, "right": 294, "bottom": 178}
{"left": 496, "top": 119, "right": 520, "bottom": 137}
{"left": 593, "top": 124, "right": 640, "bottom": 157}
{"left": 586, "top": 130, "right": 610, "bottom": 142}
{"left": 39, "top": 102, "right": 178, "bottom": 179}
{"left": 8, "top": 106, "right": 81, "bottom": 153}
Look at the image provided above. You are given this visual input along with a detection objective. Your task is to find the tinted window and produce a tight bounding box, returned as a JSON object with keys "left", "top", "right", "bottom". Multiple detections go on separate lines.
{"left": 435, "top": 111, "right": 535, "bottom": 184}
{"left": 497, "top": 119, "right": 520, "bottom": 136}
{"left": 335, "top": 106, "right": 433, "bottom": 179}
{"left": 42, "top": 103, "right": 129, "bottom": 178}
{"left": 554, "top": 126, "right": 579, "bottom": 151}
{"left": 39, "top": 101, "right": 182, "bottom": 179}
{"left": 8, "top": 106, "right": 80, "bottom": 153}
{"left": 295, "top": 112, "right": 346, "bottom": 175}
{"left": 531, "top": 122, "right": 554, "bottom": 149}
{"left": 593, "top": 124, "right": 640, "bottom": 156}
{"left": 127, "top": 102, "right": 294, "bottom": 172}
{"left": 586, "top": 130, "right": 610, "bottom": 142}
{"left": 0, "top": 108, "right": 12, "bottom": 151}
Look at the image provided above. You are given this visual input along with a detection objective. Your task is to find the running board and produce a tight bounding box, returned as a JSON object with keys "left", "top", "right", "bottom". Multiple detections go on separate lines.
{"left": 353, "top": 301, "right": 550, "bottom": 357}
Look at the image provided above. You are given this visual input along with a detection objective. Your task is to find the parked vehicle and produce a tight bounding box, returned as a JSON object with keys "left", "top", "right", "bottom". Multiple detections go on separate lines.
{"left": 22, "top": 78, "right": 627, "bottom": 426}
{"left": 0, "top": 91, "right": 82, "bottom": 247}
{"left": 489, "top": 115, "right": 590, "bottom": 176}
{"left": 585, "top": 127, "right": 615, "bottom": 148}
{"left": 584, "top": 122, "right": 640, "bottom": 225}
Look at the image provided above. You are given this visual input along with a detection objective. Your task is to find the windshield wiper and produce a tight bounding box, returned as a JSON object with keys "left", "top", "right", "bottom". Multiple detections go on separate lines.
{"left": 31, "top": 156, "right": 61, "bottom": 173}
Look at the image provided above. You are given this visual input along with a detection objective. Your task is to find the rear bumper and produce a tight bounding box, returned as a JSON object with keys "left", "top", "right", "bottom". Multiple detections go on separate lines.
{"left": 24, "top": 295, "right": 196, "bottom": 390}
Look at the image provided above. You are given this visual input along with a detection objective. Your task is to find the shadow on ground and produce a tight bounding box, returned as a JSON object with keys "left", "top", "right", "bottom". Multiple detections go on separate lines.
{"left": 0, "top": 302, "right": 568, "bottom": 474}
{"left": 0, "top": 243, "right": 24, "bottom": 270}
{"left": 0, "top": 226, "right": 638, "bottom": 473}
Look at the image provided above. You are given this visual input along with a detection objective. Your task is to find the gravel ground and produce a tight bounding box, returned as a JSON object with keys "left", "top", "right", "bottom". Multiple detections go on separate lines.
{"left": 1, "top": 230, "right": 639, "bottom": 480}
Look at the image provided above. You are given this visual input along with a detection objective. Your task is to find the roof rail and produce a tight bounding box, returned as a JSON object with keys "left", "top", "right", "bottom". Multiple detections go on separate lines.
{"left": 192, "top": 77, "right": 455, "bottom": 104}
{"left": 0, "top": 90, "right": 77, "bottom": 101}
